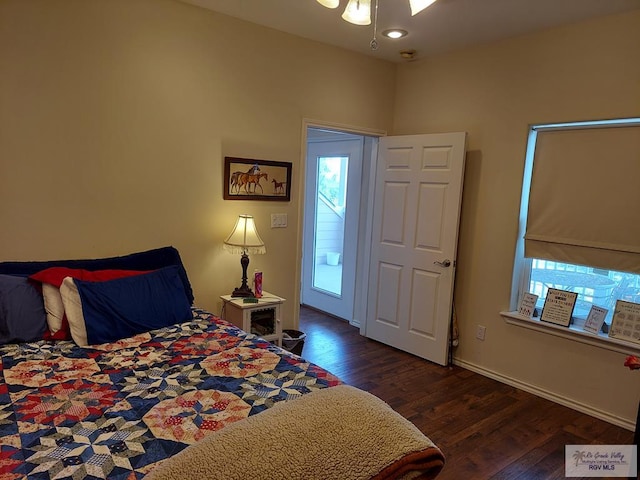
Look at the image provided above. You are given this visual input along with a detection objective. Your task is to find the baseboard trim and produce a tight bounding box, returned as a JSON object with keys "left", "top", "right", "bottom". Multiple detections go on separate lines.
{"left": 453, "top": 357, "right": 635, "bottom": 432}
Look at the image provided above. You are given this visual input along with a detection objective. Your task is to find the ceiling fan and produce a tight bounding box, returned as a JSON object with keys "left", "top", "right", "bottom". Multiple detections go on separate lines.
{"left": 316, "top": 0, "right": 437, "bottom": 25}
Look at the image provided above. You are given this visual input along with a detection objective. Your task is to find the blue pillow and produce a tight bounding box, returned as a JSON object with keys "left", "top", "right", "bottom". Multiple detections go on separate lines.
{"left": 73, "top": 265, "right": 192, "bottom": 345}
{"left": 0, "top": 274, "right": 47, "bottom": 344}
{"left": 0, "top": 246, "right": 194, "bottom": 305}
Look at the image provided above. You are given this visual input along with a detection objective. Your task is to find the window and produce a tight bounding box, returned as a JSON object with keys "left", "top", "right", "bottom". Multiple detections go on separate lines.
{"left": 525, "top": 259, "right": 639, "bottom": 324}
{"left": 510, "top": 118, "right": 640, "bottom": 338}
{"left": 317, "top": 156, "right": 348, "bottom": 215}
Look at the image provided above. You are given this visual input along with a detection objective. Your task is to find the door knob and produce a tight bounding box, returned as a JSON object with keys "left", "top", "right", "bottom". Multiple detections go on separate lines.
{"left": 434, "top": 259, "right": 452, "bottom": 268}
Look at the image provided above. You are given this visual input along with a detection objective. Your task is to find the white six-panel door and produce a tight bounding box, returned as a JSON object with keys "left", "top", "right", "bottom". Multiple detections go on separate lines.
{"left": 365, "top": 132, "right": 467, "bottom": 366}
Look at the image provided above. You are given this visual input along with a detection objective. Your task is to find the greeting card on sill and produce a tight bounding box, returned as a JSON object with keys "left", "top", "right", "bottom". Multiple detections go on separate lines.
{"left": 583, "top": 305, "right": 608, "bottom": 334}
{"left": 540, "top": 288, "right": 578, "bottom": 327}
{"left": 609, "top": 300, "right": 640, "bottom": 344}
{"left": 518, "top": 293, "right": 539, "bottom": 318}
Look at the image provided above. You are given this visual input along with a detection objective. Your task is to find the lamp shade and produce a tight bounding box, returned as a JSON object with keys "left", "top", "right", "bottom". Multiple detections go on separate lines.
{"left": 409, "top": 0, "right": 437, "bottom": 16}
{"left": 317, "top": 0, "right": 340, "bottom": 7}
{"left": 342, "top": 0, "right": 371, "bottom": 25}
{"left": 224, "top": 215, "right": 266, "bottom": 254}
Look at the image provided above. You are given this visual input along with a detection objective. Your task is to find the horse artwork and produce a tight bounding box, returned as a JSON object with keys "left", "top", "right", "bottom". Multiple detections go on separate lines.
{"left": 230, "top": 164, "right": 260, "bottom": 194}
{"left": 238, "top": 172, "right": 268, "bottom": 194}
{"left": 271, "top": 178, "right": 286, "bottom": 195}
{"left": 224, "top": 157, "right": 292, "bottom": 201}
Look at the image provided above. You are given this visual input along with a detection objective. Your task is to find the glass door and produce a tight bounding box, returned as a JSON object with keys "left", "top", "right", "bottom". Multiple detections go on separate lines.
{"left": 301, "top": 129, "right": 363, "bottom": 321}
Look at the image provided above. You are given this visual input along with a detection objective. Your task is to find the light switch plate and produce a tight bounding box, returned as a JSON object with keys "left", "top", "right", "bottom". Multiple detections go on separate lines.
{"left": 271, "top": 213, "right": 287, "bottom": 228}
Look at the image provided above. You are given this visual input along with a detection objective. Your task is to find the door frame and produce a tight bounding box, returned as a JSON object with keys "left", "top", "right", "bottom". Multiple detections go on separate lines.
{"left": 297, "top": 119, "right": 385, "bottom": 328}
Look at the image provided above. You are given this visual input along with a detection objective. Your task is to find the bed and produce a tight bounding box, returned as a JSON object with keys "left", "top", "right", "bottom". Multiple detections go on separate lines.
{"left": 0, "top": 247, "right": 444, "bottom": 480}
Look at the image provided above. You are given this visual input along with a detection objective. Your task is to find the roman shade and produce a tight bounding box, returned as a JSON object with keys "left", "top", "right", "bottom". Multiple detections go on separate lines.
{"left": 524, "top": 123, "right": 640, "bottom": 274}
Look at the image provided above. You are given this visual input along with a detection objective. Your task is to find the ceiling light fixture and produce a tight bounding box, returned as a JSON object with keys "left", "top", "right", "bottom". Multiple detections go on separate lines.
{"left": 317, "top": 0, "right": 437, "bottom": 50}
{"left": 342, "top": 0, "right": 372, "bottom": 25}
{"left": 409, "top": 0, "right": 437, "bottom": 16}
{"left": 382, "top": 29, "right": 408, "bottom": 39}
{"left": 317, "top": 0, "right": 437, "bottom": 24}
{"left": 317, "top": 0, "right": 340, "bottom": 7}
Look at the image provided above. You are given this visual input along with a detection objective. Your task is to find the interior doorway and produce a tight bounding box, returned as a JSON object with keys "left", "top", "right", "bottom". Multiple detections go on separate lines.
{"left": 300, "top": 123, "right": 466, "bottom": 366}
{"left": 301, "top": 126, "right": 375, "bottom": 324}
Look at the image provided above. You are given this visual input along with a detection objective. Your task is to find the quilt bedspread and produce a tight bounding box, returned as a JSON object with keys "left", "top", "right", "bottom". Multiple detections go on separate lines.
{"left": 0, "top": 309, "right": 341, "bottom": 480}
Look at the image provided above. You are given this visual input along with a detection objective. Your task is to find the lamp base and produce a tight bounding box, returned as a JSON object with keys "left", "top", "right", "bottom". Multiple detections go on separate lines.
{"left": 231, "top": 285, "right": 255, "bottom": 298}
{"left": 231, "top": 251, "right": 255, "bottom": 298}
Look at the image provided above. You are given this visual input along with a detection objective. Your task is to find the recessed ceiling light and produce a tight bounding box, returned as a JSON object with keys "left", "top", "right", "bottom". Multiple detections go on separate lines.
{"left": 382, "top": 29, "right": 408, "bottom": 39}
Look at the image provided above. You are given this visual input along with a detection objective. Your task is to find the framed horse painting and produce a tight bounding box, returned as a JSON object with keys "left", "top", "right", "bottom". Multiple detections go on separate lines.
{"left": 223, "top": 157, "right": 292, "bottom": 201}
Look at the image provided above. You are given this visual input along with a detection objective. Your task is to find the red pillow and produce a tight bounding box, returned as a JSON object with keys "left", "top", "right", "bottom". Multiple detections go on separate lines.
{"left": 29, "top": 268, "right": 151, "bottom": 340}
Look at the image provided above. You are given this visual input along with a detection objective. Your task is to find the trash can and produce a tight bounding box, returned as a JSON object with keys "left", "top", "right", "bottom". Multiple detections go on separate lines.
{"left": 282, "top": 329, "right": 306, "bottom": 356}
{"left": 326, "top": 252, "right": 340, "bottom": 266}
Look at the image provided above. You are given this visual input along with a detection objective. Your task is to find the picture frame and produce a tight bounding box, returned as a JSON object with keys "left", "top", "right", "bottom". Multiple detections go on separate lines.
{"left": 540, "top": 288, "right": 578, "bottom": 327}
{"left": 583, "top": 305, "right": 608, "bottom": 335}
{"left": 609, "top": 300, "right": 640, "bottom": 344}
{"left": 518, "top": 292, "right": 539, "bottom": 318}
{"left": 223, "top": 157, "right": 292, "bottom": 201}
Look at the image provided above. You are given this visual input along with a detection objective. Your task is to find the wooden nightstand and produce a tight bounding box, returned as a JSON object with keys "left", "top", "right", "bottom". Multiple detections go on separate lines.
{"left": 219, "top": 292, "right": 285, "bottom": 346}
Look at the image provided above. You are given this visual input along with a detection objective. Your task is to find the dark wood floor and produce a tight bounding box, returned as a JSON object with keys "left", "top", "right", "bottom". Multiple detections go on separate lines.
{"left": 298, "top": 306, "right": 635, "bottom": 480}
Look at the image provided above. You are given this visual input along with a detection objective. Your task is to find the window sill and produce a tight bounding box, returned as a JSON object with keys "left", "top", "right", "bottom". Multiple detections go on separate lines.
{"left": 500, "top": 311, "right": 640, "bottom": 356}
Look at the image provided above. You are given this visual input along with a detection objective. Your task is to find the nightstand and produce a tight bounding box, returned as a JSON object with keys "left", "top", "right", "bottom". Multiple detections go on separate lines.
{"left": 219, "top": 292, "right": 285, "bottom": 347}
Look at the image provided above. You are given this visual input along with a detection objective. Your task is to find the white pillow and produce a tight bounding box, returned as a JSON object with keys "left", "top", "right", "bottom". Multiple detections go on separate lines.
{"left": 42, "top": 283, "right": 65, "bottom": 334}
{"left": 59, "top": 277, "right": 89, "bottom": 347}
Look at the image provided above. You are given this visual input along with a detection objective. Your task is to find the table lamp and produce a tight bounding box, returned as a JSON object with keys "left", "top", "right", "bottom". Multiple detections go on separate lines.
{"left": 224, "top": 214, "right": 266, "bottom": 297}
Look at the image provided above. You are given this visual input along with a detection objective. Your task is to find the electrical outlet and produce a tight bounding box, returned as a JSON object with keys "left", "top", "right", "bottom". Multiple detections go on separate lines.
{"left": 476, "top": 325, "right": 486, "bottom": 341}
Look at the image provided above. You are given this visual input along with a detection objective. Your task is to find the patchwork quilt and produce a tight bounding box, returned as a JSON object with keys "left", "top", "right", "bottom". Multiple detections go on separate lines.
{"left": 0, "top": 309, "right": 341, "bottom": 479}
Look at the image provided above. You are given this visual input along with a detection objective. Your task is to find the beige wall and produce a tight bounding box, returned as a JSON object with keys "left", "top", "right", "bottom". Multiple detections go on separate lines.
{"left": 2, "top": 0, "right": 639, "bottom": 427}
{"left": 392, "top": 11, "right": 640, "bottom": 426}
{"left": 0, "top": 0, "right": 395, "bottom": 323}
